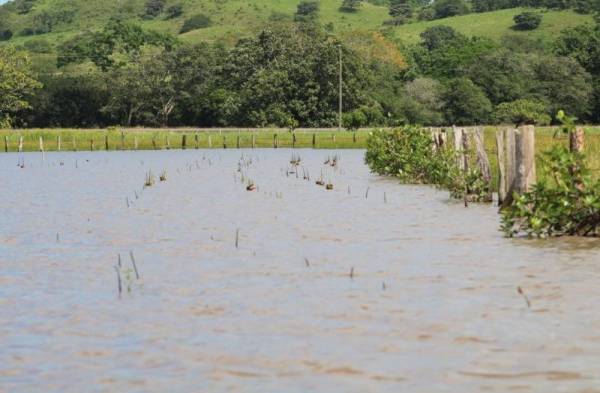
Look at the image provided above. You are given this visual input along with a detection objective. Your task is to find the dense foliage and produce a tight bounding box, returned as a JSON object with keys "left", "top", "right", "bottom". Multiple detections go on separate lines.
{"left": 365, "top": 127, "right": 456, "bottom": 185}
{"left": 501, "top": 146, "right": 600, "bottom": 237}
{"left": 2, "top": 0, "right": 600, "bottom": 128}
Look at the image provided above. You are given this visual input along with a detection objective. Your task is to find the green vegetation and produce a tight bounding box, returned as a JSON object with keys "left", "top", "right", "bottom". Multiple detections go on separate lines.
{"left": 501, "top": 145, "right": 600, "bottom": 237}
{"left": 513, "top": 11, "right": 543, "bottom": 30}
{"left": 0, "top": 0, "right": 599, "bottom": 129}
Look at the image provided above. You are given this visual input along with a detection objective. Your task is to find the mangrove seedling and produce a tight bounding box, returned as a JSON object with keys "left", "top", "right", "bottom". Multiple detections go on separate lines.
{"left": 144, "top": 171, "right": 155, "bottom": 188}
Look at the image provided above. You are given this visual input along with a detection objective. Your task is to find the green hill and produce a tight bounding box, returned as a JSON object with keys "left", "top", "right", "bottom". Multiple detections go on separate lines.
{"left": 0, "top": 0, "right": 594, "bottom": 51}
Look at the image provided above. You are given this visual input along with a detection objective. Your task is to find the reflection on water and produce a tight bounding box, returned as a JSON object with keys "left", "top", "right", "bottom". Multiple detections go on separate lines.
{"left": 1, "top": 149, "right": 599, "bottom": 392}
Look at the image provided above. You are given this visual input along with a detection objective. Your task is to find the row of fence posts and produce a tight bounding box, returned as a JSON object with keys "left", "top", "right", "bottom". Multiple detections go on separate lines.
{"left": 2, "top": 130, "right": 360, "bottom": 152}
{"left": 427, "top": 124, "right": 586, "bottom": 206}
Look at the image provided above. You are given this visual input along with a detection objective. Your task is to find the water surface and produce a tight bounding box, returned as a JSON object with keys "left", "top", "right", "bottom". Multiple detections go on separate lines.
{"left": 1, "top": 149, "right": 599, "bottom": 392}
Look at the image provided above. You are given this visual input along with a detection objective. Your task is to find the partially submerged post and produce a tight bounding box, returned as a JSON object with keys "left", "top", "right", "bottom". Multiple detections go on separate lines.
{"left": 273, "top": 133, "right": 278, "bottom": 148}
{"left": 195, "top": 134, "right": 199, "bottom": 149}
{"left": 4, "top": 135, "right": 8, "bottom": 152}
{"left": 453, "top": 126, "right": 465, "bottom": 172}
{"left": 182, "top": 134, "right": 187, "bottom": 149}
{"left": 105, "top": 134, "right": 109, "bottom": 150}
{"left": 473, "top": 127, "right": 492, "bottom": 201}
{"left": 312, "top": 133, "right": 316, "bottom": 148}
{"left": 499, "top": 126, "right": 536, "bottom": 208}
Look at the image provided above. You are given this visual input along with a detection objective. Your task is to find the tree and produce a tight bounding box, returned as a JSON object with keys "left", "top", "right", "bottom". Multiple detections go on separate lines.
{"left": 0, "top": 47, "right": 41, "bottom": 127}
{"left": 419, "top": 25, "right": 464, "bottom": 50}
{"left": 442, "top": 77, "right": 492, "bottom": 125}
{"left": 513, "top": 12, "right": 542, "bottom": 30}
{"left": 494, "top": 99, "right": 551, "bottom": 126}
{"left": 165, "top": 4, "right": 183, "bottom": 19}
{"left": 180, "top": 13, "right": 212, "bottom": 33}
{"left": 144, "top": 0, "right": 165, "bottom": 18}
{"left": 433, "top": 0, "right": 469, "bottom": 19}
{"left": 340, "top": 0, "right": 361, "bottom": 12}
{"left": 389, "top": 0, "right": 412, "bottom": 18}
{"left": 400, "top": 78, "right": 445, "bottom": 125}
{"left": 294, "top": 1, "right": 319, "bottom": 22}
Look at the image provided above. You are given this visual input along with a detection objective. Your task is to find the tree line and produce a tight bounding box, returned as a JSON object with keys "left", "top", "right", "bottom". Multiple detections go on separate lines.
{"left": 1, "top": 5, "right": 599, "bottom": 129}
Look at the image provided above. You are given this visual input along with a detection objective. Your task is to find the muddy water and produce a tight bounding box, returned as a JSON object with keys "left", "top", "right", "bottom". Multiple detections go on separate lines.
{"left": 1, "top": 149, "right": 599, "bottom": 392}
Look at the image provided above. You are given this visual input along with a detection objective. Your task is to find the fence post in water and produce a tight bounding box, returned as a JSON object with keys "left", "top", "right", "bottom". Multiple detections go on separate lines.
{"left": 90, "top": 138, "right": 94, "bottom": 151}
{"left": 223, "top": 135, "right": 227, "bottom": 149}
{"left": 273, "top": 133, "right": 278, "bottom": 148}
{"left": 473, "top": 127, "right": 492, "bottom": 201}
{"left": 39, "top": 136, "right": 44, "bottom": 152}
{"left": 252, "top": 133, "right": 256, "bottom": 148}
{"left": 120, "top": 131, "right": 125, "bottom": 150}
{"left": 195, "top": 134, "right": 199, "bottom": 149}
{"left": 353, "top": 131, "right": 357, "bottom": 143}
{"left": 165, "top": 135, "right": 170, "bottom": 150}
{"left": 105, "top": 134, "right": 109, "bottom": 150}
{"left": 514, "top": 125, "right": 536, "bottom": 192}
{"left": 4, "top": 135, "right": 8, "bottom": 152}
{"left": 453, "top": 126, "right": 465, "bottom": 172}
{"left": 182, "top": 134, "right": 187, "bottom": 150}
{"left": 496, "top": 130, "right": 507, "bottom": 204}
{"left": 57, "top": 135, "right": 61, "bottom": 151}
{"left": 312, "top": 133, "right": 316, "bottom": 148}
{"left": 18, "top": 135, "right": 23, "bottom": 153}
{"left": 237, "top": 134, "right": 240, "bottom": 149}
{"left": 501, "top": 126, "right": 536, "bottom": 208}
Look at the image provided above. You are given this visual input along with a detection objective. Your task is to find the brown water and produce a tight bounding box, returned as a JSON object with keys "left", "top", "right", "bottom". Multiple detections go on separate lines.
{"left": 1, "top": 149, "right": 600, "bottom": 392}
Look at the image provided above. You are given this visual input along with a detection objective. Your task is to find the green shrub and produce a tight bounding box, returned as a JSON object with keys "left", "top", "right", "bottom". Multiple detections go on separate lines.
{"left": 365, "top": 127, "right": 456, "bottom": 185}
{"left": 513, "top": 12, "right": 542, "bottom": 30}
{"left": 501, "top": 145, "right": 600, "bottom": 237}
{"left": 180, "top": 14, "right": 212, "bottom": 33}
{"left": 494, "top": 99, "right": 551, "bottom": 126}
{"left": 165, "top": 4, "right": 183, "bottom": 19}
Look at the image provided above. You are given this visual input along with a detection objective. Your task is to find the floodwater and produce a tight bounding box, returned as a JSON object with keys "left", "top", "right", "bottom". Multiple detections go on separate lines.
{"left": 1, "top": 149, "right": 600, "bottom": 393}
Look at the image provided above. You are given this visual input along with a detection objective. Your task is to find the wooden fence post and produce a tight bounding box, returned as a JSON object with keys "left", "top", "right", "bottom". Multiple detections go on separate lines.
{"left": 223, "top": 135, "right": 227, "bottom": 149}
{"left": 252, "top": 133, "right": 256, "bottom": 148}
{"left": 453, "top": 126, "right": 465, "bottom": 172}
{"left": 105, "top": 134, "right": 109, "bottom": 150}
{"left": 194, "top": 134, "right": 199, "bottom": 149}
{"left": 501, "top": 126, "right": 535, "bottom": 208}
{"left": 72, "top": 136, "right": 76, "bottom": 151}
{"left": 353, "top": 131, "right": 357, "bottom": 143}
{"left": 152, "top": 136, "right": 156, "bottom": 150}
{"left": 570, "top": 126, "right": 585, "bottom": 153}
{"left": 120, "top": 131, "right": 125, "bottom": 150}
{"left": 39, "top": 136, "right": 44, "bottom": 152}
{"left": 496, "top": 130, "right": 506, "bottom": 204}
{"left": 237, "top": 134, "right": 240, "bottom": 149}
{"left": 90, "top": 138, "right": 94, "bottom": 151}
{"left": 4, "top": 135, "right": 8, "bottom": 152}
{"left": 292, "top": 132, "right": 296, "bottom": 148}
{"left": 182, "top": 134, "right": 187, "bottom": 149}
{"left": 18, "top": 136, "right": 23, "bottom": 153}
{"left": 208, "top": 134, "right": 212, "bottom": 148}
{"left": 273, "top": 133, "right": 278, "bottom": 148}
{"left": 165, "top": 135, "right": 170, "bottom": 150}
{"left": 312, "top": 133, "right": 316, "bottom": 148}
{"left": 515, "top": 125, "right": 536, "bottom": 192}
{"left": 473, "top": 127, "right": 492, "bottom": 201}
{"left": 57, "top": 135, "right": 61, "bottom": 151}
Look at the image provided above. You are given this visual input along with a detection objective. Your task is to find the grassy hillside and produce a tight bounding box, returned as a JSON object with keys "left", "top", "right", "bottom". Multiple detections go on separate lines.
{"left": 391, "top": 7, "right": 594, "bottom": 45}
{"left": 0, "top": 0, "right": 594, "bottom": 50}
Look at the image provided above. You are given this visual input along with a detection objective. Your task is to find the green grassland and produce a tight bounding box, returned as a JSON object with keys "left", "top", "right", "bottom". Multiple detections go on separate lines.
{"left": 391, "top": 8, "right": 593, "bottom": 45}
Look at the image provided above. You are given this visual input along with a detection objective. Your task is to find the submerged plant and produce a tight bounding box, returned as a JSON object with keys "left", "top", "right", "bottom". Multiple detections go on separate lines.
{"left": 159, "top": 170, "right": 167, "bottom": 182}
